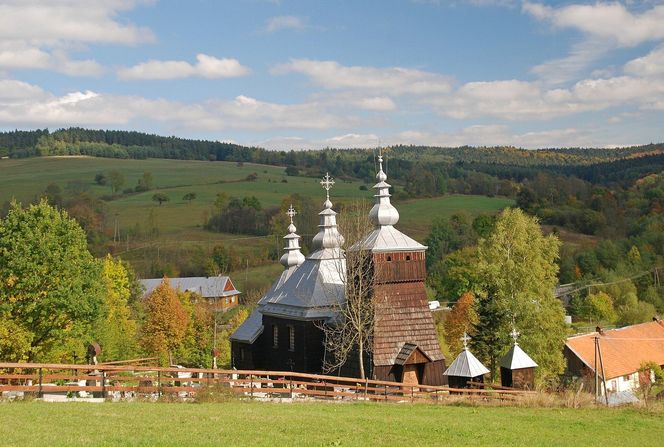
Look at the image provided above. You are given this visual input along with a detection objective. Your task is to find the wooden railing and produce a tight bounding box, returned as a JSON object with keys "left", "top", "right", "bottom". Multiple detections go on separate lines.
{"left": 0, "top": 362, "right": 532, "bottom": 403}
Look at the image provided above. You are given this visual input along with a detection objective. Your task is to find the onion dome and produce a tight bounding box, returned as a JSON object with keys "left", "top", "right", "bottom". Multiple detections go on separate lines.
{"left": 279, "top": 204, "right": 306, "bottom": 268}
{"left": 368, "top": 154, "right": 399, "bottom": 228}
{"left": 311, "top": 173, "right": 345, "bottom": 254}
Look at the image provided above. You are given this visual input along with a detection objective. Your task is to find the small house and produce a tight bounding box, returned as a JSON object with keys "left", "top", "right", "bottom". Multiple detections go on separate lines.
{"left": 564, "top": 319, "right": 664, "bottom": 396}
{"left": 140, "top": 275, "right": 241, "bottom": 311}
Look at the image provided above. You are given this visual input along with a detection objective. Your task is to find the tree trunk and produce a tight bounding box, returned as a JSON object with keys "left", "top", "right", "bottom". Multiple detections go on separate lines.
{"left": 358, "top": 342, "right": 365, "bottom": 380}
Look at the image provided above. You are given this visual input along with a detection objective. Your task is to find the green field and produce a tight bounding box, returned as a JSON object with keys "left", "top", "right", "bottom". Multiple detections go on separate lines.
{"left": 0, "top": 157, "right": 513, "bottom": 282}
{"left": 0, "top": 401, "right": 661, "bottom": 446}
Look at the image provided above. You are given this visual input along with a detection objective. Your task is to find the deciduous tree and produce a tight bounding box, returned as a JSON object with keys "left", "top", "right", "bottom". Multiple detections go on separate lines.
{"left": 141, "top": 278, "right": 189, "bottom": 364}
{"left": 472, "top": 208, "right": 566, "bottom": 383}
{"left": 152, "top": 193, "right": 169, "bottom": 206}
{"left": 94, "top": 255, "right": 138, "bottom": 361}
{"left": 0, "top": 200, "right": 103, "bottom": 361}
{"left": 444, "top": 292, "right": 478, "bottom": 356}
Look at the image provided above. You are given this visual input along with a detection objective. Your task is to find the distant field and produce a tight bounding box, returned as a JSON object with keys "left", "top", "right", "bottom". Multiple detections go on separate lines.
{"left": 0, "top": 157, "right": 513, "bottom": 281}
{"left": 0, "top": 401, "right": 661, "bottom": 447}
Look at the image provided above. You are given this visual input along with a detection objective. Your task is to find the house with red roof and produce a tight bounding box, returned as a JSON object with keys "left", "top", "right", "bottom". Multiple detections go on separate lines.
{"left": 564, "top": 319, "right": 664, "bottom": 396}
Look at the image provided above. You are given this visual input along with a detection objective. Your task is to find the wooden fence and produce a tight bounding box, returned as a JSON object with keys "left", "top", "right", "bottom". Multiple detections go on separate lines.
{"left": 0, "top": 362, "right": 532, "bottom": 403}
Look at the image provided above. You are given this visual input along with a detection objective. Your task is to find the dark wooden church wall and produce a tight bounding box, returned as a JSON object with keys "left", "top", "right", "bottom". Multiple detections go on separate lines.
{"left": 422, "top": 360, "right": 447, "bottom": 386}
{"left": 257, "top": 316, "right": 325, "bottom": 374}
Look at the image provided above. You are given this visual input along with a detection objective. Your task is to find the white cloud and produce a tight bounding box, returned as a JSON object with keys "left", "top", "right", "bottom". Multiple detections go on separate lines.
{"left": 256, "top": 125, "right": 593, "bottom": 150}
{"left": 272, "top": 59, "right": 453, "bottom": 95}
{"left": 0, "top": 42, "right": 103, "bottom": 76}
{"left": 0, "top": 80, "right": 357, "bottom": 131}
{"left": 530, "top": 38, "right": 611, "bottom": 85}
{"left": 0, "top": 0, "right": 154, "bottom": 45}
{"left": 427, "top": 75, "right": 664, "bottom": 120}
{"left": 258, "top": 133, "right": 380, "bottom": 150}
{"left": 0, "top": 1, "right": 153, "bottom": 77}
{"left": 523, "top": 1, "right": 664, "bottom": 47}
{"left": 625, "top": 45, "right": 664, "bottom": 77}
{"left": 118, "top": 54, "right": 250, "bottom": 80}
{"left": 264, "top": 15, "right": 309, "bottom": 33}
{"left": 0, "top": 79, "right": 48, "bottom": 104}
{"left": 524, "top": 2, "right": 664, "bottom": 84}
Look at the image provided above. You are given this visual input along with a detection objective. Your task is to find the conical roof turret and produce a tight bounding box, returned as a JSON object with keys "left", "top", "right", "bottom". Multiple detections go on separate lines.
{"left": 280, "top": 204, "right": 306, "bottom": 268}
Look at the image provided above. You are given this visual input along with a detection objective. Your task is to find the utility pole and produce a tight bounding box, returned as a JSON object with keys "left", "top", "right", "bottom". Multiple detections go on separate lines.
{"left": 594, "top": 336, "right": 599, "bottom": 402}
{"left": 113, "top": 213, "right": 119, "bottom": 243}
{"left": 597, "top": 337, "right": 609, "bottom": 406}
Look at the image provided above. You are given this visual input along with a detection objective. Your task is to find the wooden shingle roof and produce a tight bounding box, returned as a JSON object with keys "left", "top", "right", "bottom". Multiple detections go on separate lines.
{"left": 373, "top": 282, "right": 444, "bottom": 366}
{"left": 565, "top": 320, "right": 664, "bottom": 380}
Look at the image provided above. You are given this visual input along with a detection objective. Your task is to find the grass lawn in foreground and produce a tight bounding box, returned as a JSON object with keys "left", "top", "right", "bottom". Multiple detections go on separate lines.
{"left": 0, "top": 401, "right": 661, "bottom": 447}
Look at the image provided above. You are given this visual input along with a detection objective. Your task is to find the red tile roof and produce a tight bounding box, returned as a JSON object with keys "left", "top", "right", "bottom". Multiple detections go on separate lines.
{"left": 566, "top": 320, "right": 664, "bottom": 379}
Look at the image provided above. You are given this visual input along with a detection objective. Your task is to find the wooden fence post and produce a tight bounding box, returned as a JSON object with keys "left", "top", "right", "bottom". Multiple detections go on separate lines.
{"left": 364, "top": 379, "right": 368, "bottom": 400}
{"left": 38, "top": 368, "right": 43, "bottom": 398}
{"left": 157, "top": 370, "right": 161, "bottom": 399}
{"left": 250, "top": 375, "right": 254, "bottom": 398}
{"left": 289, "top": 375, "right": 293, "bottom": 400}
{"left": 101, "top": 370, "right": 107, "bottom": 399}
{"left": 384, "top": 384, "right": 387, "bottom": 401}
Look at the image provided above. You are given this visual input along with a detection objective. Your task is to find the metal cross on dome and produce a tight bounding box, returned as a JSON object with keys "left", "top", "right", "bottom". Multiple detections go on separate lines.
{"left": 510, "top": 327, "right": 520, "bottom": 344}
{"left": 320, "top": 172, "right": 335, "bottom": 199}
{"left": 460, "top": 332, "right": 471, "bottom": 349}
{"left": 286, "top": 204, "right": 297, "bottom": 224}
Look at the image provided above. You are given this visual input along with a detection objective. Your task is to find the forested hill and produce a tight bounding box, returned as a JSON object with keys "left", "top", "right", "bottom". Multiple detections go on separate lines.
{"left": 2, "top": 127, "right": 664, "bottom": 187}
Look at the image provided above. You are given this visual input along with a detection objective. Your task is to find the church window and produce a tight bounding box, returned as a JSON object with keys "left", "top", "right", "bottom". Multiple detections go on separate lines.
{"left": 288, "top": 325, "right": 295, "bottom": 352}
{"left": 273, "top": 325, "right": 279, "bottom": 348}
{"left": 387, "top": 256, "right": 392, "bottom": 262}
{"left": 406, "top": 255, "right": 411, "bottom": 261}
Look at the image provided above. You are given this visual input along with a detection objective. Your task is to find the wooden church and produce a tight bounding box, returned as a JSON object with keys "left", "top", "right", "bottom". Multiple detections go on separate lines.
{"left": 231, "top": 156, "right": 446, "bottom": 386}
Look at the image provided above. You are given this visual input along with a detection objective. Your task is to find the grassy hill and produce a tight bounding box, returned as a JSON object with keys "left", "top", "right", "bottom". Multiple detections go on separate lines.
{"left": 1, "top": 401, "right": 662, "bottom": 446}
{"left": 0, "top": 157, "right": 513, "bottom": 288}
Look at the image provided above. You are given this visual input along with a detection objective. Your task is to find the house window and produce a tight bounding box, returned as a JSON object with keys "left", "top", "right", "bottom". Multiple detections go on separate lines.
{"left": 623, "top": 374, "right": 631, "bottom": 382}
{"left": 288, "top": 325, "right": 295, "bottom": 352}
{"left": 272, "top": 325, "right": 279, "bottom": 348}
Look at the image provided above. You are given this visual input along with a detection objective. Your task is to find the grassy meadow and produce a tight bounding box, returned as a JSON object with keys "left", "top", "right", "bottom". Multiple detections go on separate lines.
{"left": 0, "top": 156, "right": 513, "bottom": 284}
{"left": 0, "top": 401, "right": 661, "bottom": 447}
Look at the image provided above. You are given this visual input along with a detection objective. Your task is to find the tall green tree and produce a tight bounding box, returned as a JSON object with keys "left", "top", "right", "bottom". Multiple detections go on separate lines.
{"left": 472, "top": 208, "right": 567, "bottom": 383}
{"left": 0, "top": 200, "right": 103, "bottom": 361}
{"left": 93, "top": 255, "right": 138, "bottom": 361}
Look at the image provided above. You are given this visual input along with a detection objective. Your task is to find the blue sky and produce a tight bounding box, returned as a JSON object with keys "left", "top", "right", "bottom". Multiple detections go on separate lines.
{"left": 1, "top": 0, "right": 664, "bottom": 149}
